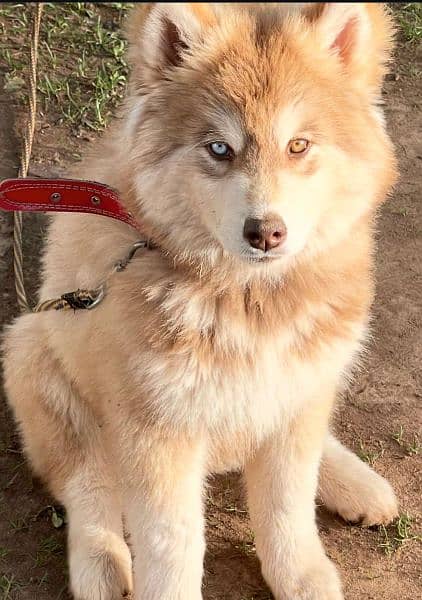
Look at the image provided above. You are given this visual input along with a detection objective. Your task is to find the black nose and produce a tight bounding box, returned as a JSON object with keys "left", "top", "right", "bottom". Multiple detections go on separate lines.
{"left": 243, "top": 216, "right": 287, "bottom": 251}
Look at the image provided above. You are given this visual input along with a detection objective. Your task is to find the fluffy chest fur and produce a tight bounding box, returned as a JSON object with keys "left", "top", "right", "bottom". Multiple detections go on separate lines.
{"left": 42, "top": 230, "right": 371, "bottom": 469}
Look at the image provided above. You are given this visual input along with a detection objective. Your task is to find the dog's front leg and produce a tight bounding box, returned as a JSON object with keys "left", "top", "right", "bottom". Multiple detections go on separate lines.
{"left": 245, "top": 395, "right": 343, "bottom": 600}
{"left": 123, "top": 433, "right": 206, "bottom": 600}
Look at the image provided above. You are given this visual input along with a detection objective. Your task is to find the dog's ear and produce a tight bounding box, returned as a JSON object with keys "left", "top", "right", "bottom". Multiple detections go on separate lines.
{"left": 308, "top": 3, "right": 395, "bottom": 97}
{"left": 126, "top": 3, "right": 215, "bottom": 86}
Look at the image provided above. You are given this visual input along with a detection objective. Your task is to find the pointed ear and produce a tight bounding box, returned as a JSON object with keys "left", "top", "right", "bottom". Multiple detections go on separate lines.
{"left": 126, "top": 3, "right": 216, "bottom": 86}
{"left": 309, "top": 3, "right": 395, "bottom": 97}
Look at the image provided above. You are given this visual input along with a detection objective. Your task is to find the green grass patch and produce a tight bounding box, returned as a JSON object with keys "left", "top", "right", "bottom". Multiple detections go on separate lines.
{"left": 395, "top": 2, "right": 422, "bottom": 43}
{"left": 391, "top": 425, "right": 420, "bottom": 456}
{"left": 357, "top": 440, "right": 385, "bottom": 467}
{"left": 0, "top": 2, "right": 133, "bottom": 133}
{"left": 378, "top": 513, "right": 422, "bottom": 555}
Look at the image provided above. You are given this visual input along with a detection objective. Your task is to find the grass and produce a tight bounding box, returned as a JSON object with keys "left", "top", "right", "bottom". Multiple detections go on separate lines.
{"left": 378, "top": 513, "right": 422, "bottom": 555}
{"left": 395, "top": 3, "right": 422, "bottom": 43}
{"left": 8, "top": 515, "right": 29, "bottom": 532}
{"left": 34, "top": 535, "right": 63, "bottom": 567}
{"left": 0, "top": 574, "right": 23, "bottom": 600}
{"left": 0, "top": 3, "right": 133, "bottom": 133}
{"left": 357, "top": 440, "right": 385, "bottom": 467}
{"left": 0, "top": 575, "right": 15, "bottom": 599}
{"left": 391, "top": 425, "right": 420, "bottom": 456}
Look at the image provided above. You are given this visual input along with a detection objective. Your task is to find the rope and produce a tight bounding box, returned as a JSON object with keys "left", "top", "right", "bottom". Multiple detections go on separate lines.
{"left": 13, "top": 2, "right": 43, "bottom": 313}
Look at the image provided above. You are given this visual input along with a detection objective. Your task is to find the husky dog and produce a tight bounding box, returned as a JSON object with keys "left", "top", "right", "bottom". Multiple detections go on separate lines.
{"left": 3, "top": 3, "right": 398, "bottom": 599}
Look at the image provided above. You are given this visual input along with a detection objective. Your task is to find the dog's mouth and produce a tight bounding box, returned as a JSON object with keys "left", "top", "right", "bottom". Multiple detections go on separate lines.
{"left": 243, "top": 252, "right": 285, "bottom": 264}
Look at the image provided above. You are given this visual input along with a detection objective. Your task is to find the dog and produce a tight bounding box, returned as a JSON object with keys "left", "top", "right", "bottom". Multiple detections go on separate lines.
{"left": 2, "top": 3, "right": 399, "bottom": 599}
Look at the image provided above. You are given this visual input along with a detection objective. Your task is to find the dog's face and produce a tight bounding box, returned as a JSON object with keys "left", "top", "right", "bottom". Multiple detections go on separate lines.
{"left": 125, "top": 3, "right": 397, "bottom": 270}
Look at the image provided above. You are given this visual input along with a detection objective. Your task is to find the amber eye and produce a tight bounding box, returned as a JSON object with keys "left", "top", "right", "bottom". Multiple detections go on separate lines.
{"left": 288, "top": 138, "right": 310, "bottom": 155}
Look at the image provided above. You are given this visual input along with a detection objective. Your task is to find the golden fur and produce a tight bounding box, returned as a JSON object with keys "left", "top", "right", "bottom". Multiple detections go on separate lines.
{"left": 3, "top": 4, "right": 399, "bottom": 599}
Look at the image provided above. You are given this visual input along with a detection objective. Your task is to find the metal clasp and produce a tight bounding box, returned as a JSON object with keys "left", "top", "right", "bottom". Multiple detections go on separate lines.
{"left": 86, "top": 284, "right": 106, "bottom": 309}
{"left": 113, "top": 240, "right": 149, "bottom": 273}
{"left": 34, "top": 239, "right": 151, "bottom": 313}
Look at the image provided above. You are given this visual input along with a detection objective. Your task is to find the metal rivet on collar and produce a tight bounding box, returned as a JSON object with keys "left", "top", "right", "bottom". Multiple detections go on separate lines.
{"left": 50, "top": 192, "right": 61, "bottom": 202}
{"left": 91, "top": 195, "right": 101, "bottom": 206}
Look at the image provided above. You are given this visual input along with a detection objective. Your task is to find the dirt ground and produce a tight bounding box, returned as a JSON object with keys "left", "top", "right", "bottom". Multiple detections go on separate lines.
{"left": 0, "top": 6, "right": 421, "bottom": 600}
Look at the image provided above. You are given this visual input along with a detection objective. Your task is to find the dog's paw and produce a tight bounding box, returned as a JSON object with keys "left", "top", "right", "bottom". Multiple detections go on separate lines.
{"left": 293, "top": 568, "right": 343, "bottom": 600}
{"left": 320, "top": 437, "right": 399, "bottom": 527}
{"left": 69, "top": 530, "right": 133, "bottom": 600}
{"left": 323, "top": 465, "right": 399, "bottom": 527}
{"left": 272, "top": 555, "right": 343, "bottom": 600}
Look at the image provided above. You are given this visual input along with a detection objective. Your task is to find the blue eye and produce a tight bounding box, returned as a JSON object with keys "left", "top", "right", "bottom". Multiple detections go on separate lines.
{"left": 207, "top": 141, "right": 234, "bottom": 161}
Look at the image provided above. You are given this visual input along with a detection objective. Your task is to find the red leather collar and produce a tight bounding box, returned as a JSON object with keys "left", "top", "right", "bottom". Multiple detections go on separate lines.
{"left": 0, "top": 178, "right": 142, "bottom": 233}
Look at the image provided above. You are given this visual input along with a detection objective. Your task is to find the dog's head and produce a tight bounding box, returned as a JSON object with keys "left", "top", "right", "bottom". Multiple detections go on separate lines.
{"left": 123, "top": 3, "right": 397, "bottom": 273}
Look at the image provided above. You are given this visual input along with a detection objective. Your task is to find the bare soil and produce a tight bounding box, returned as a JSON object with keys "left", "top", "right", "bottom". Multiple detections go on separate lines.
{"left": 0, "top": 25, "right": 421, "bottom": 600}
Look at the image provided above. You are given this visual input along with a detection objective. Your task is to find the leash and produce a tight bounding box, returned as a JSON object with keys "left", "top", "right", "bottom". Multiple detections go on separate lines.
{"left": 0, "top": 177, "right": 152, "bottom": 312}
{"left": 34, "top": 239, "right": 150, "bottom": 312}
{"left": 3, "top": 4, "right": 151, "bottom": 314}
{"left": 14, "top": 3, "right": 43, "bottom": 313}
